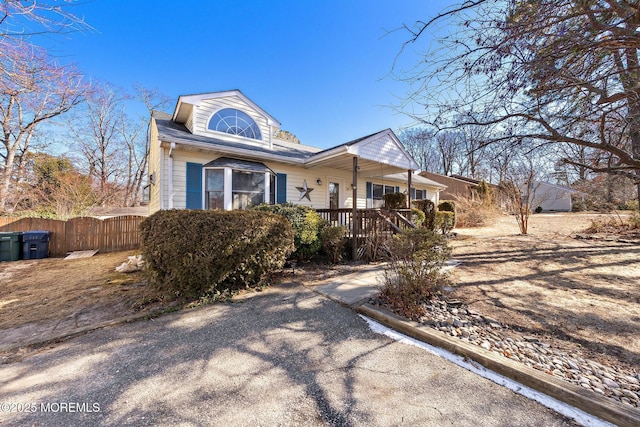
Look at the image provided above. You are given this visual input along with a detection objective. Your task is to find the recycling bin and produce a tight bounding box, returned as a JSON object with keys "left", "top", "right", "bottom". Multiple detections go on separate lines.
{"left": 0, "top": 231, "right": 22, "bottom": 262}
{"left": 22, "top": 230, "right": 50, "bottom": 259}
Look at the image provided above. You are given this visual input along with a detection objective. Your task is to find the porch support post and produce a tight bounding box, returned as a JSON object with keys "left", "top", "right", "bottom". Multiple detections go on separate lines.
{"left": 407, "top": 169, "right": 412, "bottom": 209}
{"left": 352, "top": 156, "right": 358, "bottom": 261}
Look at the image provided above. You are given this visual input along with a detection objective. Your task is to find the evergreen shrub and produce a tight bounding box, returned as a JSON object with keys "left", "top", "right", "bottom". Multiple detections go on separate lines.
{"left": 438, "top": 200, "right": 456, "bottom": 229}
{"left": 140, "top": 209, "right": 294, "bottom": 298}
{"left": 412, "top": 199, "right": 436, "bottom": 230}
{"left": 253, "top": 203, "right": 326, "bottom": 260}
{"left": 411, "top": 207, "right": 426, "bottom": 227}
{"left": 435, "top": 211, "right": 455, "bottom": 234}
{"left": 383, "top": 192, "right": 407, "bottom": 209}
{"left": 320, "top": 225, "right": 347, "bottom": 263}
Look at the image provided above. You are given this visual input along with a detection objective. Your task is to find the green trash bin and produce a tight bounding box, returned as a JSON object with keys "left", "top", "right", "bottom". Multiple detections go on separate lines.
{"left": 0, "top": 231, "right": 22, "bottom": 262}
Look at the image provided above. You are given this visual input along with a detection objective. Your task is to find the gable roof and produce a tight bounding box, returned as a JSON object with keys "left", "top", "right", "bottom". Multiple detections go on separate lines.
{"left": 306, "top": 129, "right": 420, "bottom": 172}
{"left": 171, "top": 89, "right": 281, "bottom": 127}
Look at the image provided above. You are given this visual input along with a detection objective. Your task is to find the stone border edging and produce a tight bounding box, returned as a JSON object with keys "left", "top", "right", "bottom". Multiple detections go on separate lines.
{"left": 356, "top": 303, "right": 640, "bottom": 427}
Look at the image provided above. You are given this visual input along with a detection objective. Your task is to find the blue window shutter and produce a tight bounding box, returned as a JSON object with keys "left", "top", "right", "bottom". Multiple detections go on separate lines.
{"left": 366, "top": 182, "right": 372, "bottom": 199}
{"left": 276, "top": 173, "right": 287, "bottom": 204}
{"left": 186, "top": 162, "right": 203, "bottom": 209}
{"left": 395, "top": 186, "right": 400, "bottom": 193}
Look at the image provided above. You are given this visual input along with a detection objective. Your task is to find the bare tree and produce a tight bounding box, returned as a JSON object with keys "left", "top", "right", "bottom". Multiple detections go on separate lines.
{"left": 0, "top": 40, "right": 85, "bottom": 211}
{"left": 457, "top": 121, "right": 489, "bottom": 179}
{"left": 68, "top": 85, "right": 127, "bottom": 201}
{"left": 399, "top": 127, "right": 440, "bottom": 172}
{"left": 395, "top": 0, "right": 640, "bottom": 205}
{"left": 0, "top": 0, "right": 89, "bottom": 40}
{"left": 435, "top": 131, "right": 463, "bottom": 175}
{"left": 133, "top": 84, "right": 170, "bottom": 205}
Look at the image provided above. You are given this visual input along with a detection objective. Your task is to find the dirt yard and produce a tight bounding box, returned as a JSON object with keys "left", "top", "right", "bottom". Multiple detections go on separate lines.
{"left": 0, "top": 250, "right": 171, "bottom": 361}
{"left": 449, "top": 212, "right": 640, "bottom": 372}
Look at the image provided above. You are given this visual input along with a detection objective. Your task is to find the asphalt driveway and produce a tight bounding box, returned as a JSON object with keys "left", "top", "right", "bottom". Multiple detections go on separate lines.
{"left": 0, "top": 282, "right": 576, "bottom": 426}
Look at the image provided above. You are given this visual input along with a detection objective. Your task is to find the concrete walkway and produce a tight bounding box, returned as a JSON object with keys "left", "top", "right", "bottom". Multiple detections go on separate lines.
{"left": 304, "top": 263, "right": 385, "bottom": 306}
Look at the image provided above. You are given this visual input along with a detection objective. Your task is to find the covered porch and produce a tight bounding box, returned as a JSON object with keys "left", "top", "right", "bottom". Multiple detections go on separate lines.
{"left": 306, "top": 129, "right": 421, "bottom": 259}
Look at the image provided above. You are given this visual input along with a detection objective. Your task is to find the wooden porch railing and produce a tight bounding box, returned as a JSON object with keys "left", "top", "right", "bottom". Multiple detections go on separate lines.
{"left": 316, "top": 208, "right": 416, "bottom": 238}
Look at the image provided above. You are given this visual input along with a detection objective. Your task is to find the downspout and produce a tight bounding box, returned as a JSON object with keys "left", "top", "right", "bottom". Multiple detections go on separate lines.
{"left": 352, "top": 156, "right": 358, "bottom": 261}
{"left": 168, "top": 142, "right": 175, "bottom": 209}
{"left": 407, "top": 169, "right": 412, "bottom": 209}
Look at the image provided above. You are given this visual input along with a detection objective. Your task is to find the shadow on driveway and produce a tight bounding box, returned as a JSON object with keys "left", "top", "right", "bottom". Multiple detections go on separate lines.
{"left": 0, "top": 282, "right": 576, "bottom": 427}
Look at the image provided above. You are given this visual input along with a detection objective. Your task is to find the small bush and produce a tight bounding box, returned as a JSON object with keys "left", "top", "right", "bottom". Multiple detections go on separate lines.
{"left": 438, "top": 200, "right": 456, "bottom": 228}
{"left": 453, "top": 197, "right": 499, "bottom": 227}
{"left": 140, "top": 209, "right": 295, "bottom": 298}
{"left": 413, "top": 199, "right": 436, "bottom": 230}
{"left": 572, "top": 197, "right": 586, "bottom": 212}
{"left": 254, "top": 203, "right": 326, "bottom": 260}
{"left": 411, "top": 207, "right": 426, "bottom": 227}
{"left": 435, "top": 211, "right": 455, "bottom": 234}
{"left": 624, "top": 200, "right": 639, "bottom": 211}
{"left": 629, "top": 211, "right": 640, "bottom": 229}
{"left": 321, "top": 225, "right": 347, "bottom": 263}
{"left": 534, "top": 206, "right": 543, "bottom": 213}
{"left": 383, "top": 192, "right": 407, "bottom": 209}
{"left": 380, "top": 229, "right": 451, "bottom": 320}
{"left": 476, "top": 180, "right": 492, "bottom": 205}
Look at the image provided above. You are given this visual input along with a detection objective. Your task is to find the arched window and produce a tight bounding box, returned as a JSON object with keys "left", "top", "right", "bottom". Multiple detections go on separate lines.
{"left": 207, "top": 108, "right": 262, "bottom": 140}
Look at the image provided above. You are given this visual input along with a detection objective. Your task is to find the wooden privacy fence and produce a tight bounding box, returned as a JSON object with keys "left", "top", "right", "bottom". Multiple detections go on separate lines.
{"left": 0, "top": 215, "right": 145, "bottom": 257}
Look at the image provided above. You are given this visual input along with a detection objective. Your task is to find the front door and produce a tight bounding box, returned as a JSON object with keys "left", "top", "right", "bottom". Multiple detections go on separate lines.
{"left": 329, "top": 181, "right": 339, "bottom": 221}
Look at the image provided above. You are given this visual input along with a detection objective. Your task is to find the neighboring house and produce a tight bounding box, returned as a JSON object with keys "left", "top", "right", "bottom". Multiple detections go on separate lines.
{"left": 419, "top": 171, "right": 494, "bottom": 200}
{"left": 523, "top": 181, "right": 581, "bottom": 212}
{"left": 148, "top": 90, "right": 446, "bottom": 214}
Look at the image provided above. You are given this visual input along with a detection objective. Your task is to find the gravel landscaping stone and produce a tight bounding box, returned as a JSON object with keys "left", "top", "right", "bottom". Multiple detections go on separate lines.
{"left": 404, "top": 296, "right": 640, "bottom": 408}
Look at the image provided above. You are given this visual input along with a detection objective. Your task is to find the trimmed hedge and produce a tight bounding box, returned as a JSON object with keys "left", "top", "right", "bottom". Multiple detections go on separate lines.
{"left": 253, "top": 203, "right": 326, "bottom": 260}
{"left": 140, "top": 209, "right": 295, "bottom": 298}
{"left": 412, "top": 199, "right": 436, "bottom": 230}
{"left": 438, "top": 200, "right": 456, "bottom": 228}
{"left": 435, "top": 211, "right": 455, "bottom": 234}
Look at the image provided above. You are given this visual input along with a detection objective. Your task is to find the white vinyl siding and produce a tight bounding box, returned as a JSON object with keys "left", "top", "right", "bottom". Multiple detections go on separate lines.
{"left": 185, "top": 113, "right": 194, "bottom": 133}
{"left": 148, "top": 119, "right": 162, "bottom": 214}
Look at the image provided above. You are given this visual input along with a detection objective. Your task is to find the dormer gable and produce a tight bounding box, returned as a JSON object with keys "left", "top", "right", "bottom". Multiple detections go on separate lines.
{"left": 171, "top": 90, "right": 281, "bottom": 146}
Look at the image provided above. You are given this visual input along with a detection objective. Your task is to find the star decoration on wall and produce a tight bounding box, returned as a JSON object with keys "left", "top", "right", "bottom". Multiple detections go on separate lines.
{"left": 296, "top": 179, "right": 314, "bottom": 201}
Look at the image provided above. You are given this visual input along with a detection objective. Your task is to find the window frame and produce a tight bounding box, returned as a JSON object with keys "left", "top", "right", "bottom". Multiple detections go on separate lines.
{"left": 203, "top": 166, "right": 272, "bottom": 210}
{"left": 207, "top": 108, "right": 262, "bottom": 141}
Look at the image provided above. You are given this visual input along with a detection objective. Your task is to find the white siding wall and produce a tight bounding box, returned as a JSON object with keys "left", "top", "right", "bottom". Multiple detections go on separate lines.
{"left": 264, "top": 163, "right": 357, "bottom": 209}
{"left": 161, "top": 149, "right": 443, "bottom": 211}
{"left": 185, "top": 113, "right": 194, "bottom": 133}
{"left": 169, "top": 151, "right": 212, "bottom": 209}
{"left": 148, "top": 119, "right": 162, "bottom": 214}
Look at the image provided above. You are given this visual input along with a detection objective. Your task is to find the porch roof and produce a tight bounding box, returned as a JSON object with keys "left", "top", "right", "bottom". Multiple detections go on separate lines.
{"left": 304, "top": 129, "right": 420, "bottom": 173}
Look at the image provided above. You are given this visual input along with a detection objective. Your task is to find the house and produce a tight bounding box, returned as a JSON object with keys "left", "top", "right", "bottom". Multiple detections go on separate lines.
{"left": 419, "top": 171, "right": 496, "bottom": 200}
{"left": 147, "top": 90, "right": 446, "bottom": 215}
{"left": 524, "top": 181, "right": 581, "bottom": 212}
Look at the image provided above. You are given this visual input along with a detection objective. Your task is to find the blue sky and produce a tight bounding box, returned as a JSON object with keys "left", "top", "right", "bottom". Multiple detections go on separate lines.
{"left": 46, "top": 0, "right": 446, "bottom": 149}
